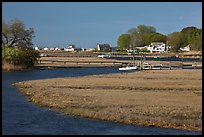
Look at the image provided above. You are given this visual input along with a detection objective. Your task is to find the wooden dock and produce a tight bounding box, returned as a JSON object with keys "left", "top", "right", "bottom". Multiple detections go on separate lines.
{"left": 36, "top": 57, "right": 125, "bottom": 67}
{"left": 36, "top": 56, "right": 202, "bottom": 70}
{"left": 137, "top": 61, "right": 202, "bottom": 70}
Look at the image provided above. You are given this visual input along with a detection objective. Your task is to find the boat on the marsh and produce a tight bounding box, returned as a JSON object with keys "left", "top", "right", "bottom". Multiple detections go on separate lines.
{"left": 97, "top": 54, "right": 111, "bottom": 58}
{"left": 119, "top": 56, "right": 138, "bottom": 71}
{"left": 118, "top": 64, "right": 137, "bottom": 71}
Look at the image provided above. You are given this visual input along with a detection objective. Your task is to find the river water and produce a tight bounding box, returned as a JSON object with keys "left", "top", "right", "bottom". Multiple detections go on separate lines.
{"left": 2, "top": 67, "right": 202, "bottom": 135}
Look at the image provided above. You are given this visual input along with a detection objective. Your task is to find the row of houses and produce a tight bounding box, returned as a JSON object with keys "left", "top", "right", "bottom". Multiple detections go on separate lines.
{"left": 34, "top": 42, "right": 191, "bottom": 53}
{"left": 34, "top": 45, "right": 95, "bottom": 52}
{"left": 34, "top": 43, "right": 114, "bottom": 52}
{"left": 126, "top": 42, "right": 190, "bottom": 53}
{"left": 96, "top": 42, "right": 191, "bottom": 53}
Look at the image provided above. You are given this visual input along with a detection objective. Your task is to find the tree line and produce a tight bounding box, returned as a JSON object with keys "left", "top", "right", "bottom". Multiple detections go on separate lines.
{"left": 2, "top": 19, "right": 202, "bottom": 69}
{"left": 117, "top": 24, "right": 202, "bottom": 52}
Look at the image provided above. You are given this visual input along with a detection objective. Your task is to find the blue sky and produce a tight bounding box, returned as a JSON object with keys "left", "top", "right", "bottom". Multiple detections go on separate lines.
{"left": 2, "top": 2, "right": 202, "bottom": 48}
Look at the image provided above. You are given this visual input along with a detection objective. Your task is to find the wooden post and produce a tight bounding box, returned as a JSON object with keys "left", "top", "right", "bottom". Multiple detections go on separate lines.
{"left": 142, "top": 55, "right": 144, "bottom": 70}
{"left": 169, "top": 61, "right": 171, "bottom": 70}
{"left": 193, "top": 63, "right": 196, "bottom": 69}
{"left": 140, "top": 55, "right": 142, "bottom": 70}
{"left": 133, "top": 55, "right": 135, "bottom": 67}
{"left": 194, "top": 58, "right": 196, "bottom": 69}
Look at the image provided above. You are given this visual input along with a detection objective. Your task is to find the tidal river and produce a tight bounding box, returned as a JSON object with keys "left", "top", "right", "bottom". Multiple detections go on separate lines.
{"left": 2, "top": 67, "right": 202, "bottom": 135}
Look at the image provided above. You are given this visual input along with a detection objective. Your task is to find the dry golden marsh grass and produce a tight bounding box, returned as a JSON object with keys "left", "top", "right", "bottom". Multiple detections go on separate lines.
{"left": 15, "top": 69, "right": 202, "bottom": 131}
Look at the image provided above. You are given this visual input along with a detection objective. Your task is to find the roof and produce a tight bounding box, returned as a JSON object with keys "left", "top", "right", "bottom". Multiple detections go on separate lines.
{"left": 97, "top": 43, "right": 111, "bottom": 50}
{"left": 151, "top": 42, "right": 165, "bottom": 45}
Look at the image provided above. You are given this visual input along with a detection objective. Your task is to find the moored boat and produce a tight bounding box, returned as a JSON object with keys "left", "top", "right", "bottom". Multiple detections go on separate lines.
{"left": 119, "top": 65, "right": 137, "bottom": 71}
{"left": 119, "top": 56, "right": 138, "bottom": 71}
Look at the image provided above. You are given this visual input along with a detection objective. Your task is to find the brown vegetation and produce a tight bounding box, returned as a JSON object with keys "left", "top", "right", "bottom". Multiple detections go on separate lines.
{"left": 2, "top": 63, "right": 29, "bottom": 71}
{"left": 15, "top": 69, "right": 202, "bottom": 131}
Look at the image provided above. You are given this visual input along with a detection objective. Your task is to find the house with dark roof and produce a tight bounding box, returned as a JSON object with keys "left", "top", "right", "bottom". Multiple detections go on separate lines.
{"left": 96, "top": 43, "right": 111, "bottom": 51}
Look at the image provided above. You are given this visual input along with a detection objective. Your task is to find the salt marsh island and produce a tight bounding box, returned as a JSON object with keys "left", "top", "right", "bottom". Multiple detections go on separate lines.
{"left": 15, "top": 69, "right": 202, "bottom": 132}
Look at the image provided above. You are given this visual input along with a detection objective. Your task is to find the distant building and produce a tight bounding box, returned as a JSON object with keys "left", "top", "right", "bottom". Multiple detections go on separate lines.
{"left": 96, "top": 43, "right": 111, "bottom": 51}
{"left": 54, "top": 47, "right": 61, "bottom": 51}
{"left": 135, "top": 46, "right": 148, "bottom": 51}
{"left": 50, "top": 47, "right": 55, "bottom": 51}
{"left": 147, "top": 42, "right": 167, "bottom": 53}
{"left": 81, "top": 48, "right": 86, "bottom": 51}
{"left": 180, "top": 45, "right": 190, "bottom": 52}
{"left": 40, "top": 53, "right": 47, "bottom": 57}
{"left": 126, "top": 49, "right": 138, "bottom": 53}
{"left": 81, "top": 48, "right": 95, "bottom": 52}
{"left": 43, "top": 47, "right": 49, "bottom": 51}
{"left": 64, "top": 45, "right": 76, "bottom": 52}
{"left": 110, "top": 47, "right": 117, "bottom": 52}
{"left": 34, "top": 46, "right": 39, "bottom": 50}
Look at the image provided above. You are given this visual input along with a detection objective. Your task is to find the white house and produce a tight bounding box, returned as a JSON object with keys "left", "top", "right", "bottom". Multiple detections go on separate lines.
{"left": 64, "top": 45, "right": 76, "bottom": 52}
{"left": 96, "top": 43, "right": 111, "bottom": 51}
{"left": 126, "top": 49, "right": 138, "bottom": 53}
{"left": 34, "top": 46, "right": 39, "bottom": 50}
{"left": 54, "top": 47, "right": 61, "bottom": 51}
{"left": 87, "top": 48, "right": 95, "bottom": 51}
{"left": 180, "top": 45, "right": 190, "bottom": 52}
{"left": 81, "top": 48, "right": 95, "bottom": 52}
{"left": 147, "top": 42, "right": 167, "bottom": 53}
{"left": 40, "top": 53, "right": 47, "bottom": 57}
{"left": 43, "top": 47, "right": 49, "bottom": 51}
{"left": 135, "top": 47, "right": 145, "bottom": 50}
{"left": 50, "top": 47, "right": 55, "bottom": 51}
{"left": 135, "top": 46, "right": 148, "bottom": 50}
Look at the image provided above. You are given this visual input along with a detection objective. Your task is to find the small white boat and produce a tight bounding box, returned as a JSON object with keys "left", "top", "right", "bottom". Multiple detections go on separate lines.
{"left": 119, "top": 56, "right": 138, "bottom": 71}
{"left": 119, "top": 65, "right": 137, "bottom": 71}
{"left": 97, "top": 54, "right": 111, "bottom": 58}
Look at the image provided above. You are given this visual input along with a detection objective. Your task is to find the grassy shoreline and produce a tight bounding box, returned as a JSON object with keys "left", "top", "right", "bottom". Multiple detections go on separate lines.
{"left": 14, "top": 69, "right": 202, "bottom": 131}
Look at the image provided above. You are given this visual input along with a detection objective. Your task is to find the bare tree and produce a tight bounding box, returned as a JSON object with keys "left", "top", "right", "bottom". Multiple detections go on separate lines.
{"left": 2, "top": 18, "right": 34, "bottom": 47}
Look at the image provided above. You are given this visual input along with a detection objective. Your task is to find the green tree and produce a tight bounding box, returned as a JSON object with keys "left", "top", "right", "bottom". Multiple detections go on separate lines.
{"left": 167, "top": 32, "right": 188, "bottom": 52}
{"left": 145, "top": 33, "right": 167, "bottom": 45}
{"left": 128, "top": 28, "right": 143, "bottom": 48}
{"left": 117, "top": 34, "right": 131, "bottom": 50}
{"left": 181, "top": 26, "right": 200, "bottom": 38}
{"left": 136, "top": 25, "right": 156, "bottom": 35}
{"left": 2, "top": 19, "right": 39, "bottom": 69}
{"left": 189, "top": 31, "right": 202, "bottom": 51}
{"left": 181, "top": 26, "right": 202, "bottom": 51}
{"left": 128, "top": 24, "right": 156, "bottom": 47}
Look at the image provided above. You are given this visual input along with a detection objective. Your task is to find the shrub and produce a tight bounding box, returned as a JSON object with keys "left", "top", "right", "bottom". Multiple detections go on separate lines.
{"left": 2, "top": 45, "right": 39, "bottom": 67}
